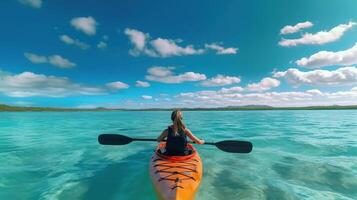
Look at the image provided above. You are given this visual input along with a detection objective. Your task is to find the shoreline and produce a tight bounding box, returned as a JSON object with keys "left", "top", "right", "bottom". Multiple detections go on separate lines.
{"left": 1, "top": 104, "right": 357, "bottom": 112}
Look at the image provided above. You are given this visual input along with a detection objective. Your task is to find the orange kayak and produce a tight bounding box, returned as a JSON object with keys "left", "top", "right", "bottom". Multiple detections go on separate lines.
{"left": 149, "top": 142, "right": 202, "bottom": 200}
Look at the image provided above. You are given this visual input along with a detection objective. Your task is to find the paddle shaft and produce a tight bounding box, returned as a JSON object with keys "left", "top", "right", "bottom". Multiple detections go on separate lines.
{"left": 98, "top": 134, "right": 252, "bottom": 153}
{"left": 134, "top": 137, "right": 213, "bottom": 145}
{"left": 134, "top": 138, "right": 157, "bottom": 142}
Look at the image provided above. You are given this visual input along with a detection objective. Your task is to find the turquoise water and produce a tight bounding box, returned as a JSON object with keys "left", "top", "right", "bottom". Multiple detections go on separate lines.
{"left": 1, "top": 111, "right": 357, "bottom": 200}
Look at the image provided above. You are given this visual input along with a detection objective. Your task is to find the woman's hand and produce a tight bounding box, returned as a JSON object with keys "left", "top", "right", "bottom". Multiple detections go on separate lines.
{"left": 198, "top": 139, "right": 205, "bottom": 145}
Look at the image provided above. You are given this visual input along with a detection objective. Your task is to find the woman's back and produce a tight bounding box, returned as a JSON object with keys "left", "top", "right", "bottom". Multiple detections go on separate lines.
{"left": 157, "top": 109, "right": 204, "bottom": 156}
{"left": 165, "top": 126, "right": 187, "bottom": 156}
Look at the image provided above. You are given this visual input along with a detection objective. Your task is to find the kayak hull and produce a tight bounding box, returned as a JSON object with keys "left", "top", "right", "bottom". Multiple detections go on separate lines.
{"left": 149, "top": 142, "right": 202, "bottom": 200}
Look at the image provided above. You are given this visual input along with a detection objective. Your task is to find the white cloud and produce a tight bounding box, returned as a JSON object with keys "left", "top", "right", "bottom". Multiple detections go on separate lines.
{"left": 306, "top": 89, "right": 323, "bottom": 95}
{"left": 274, "top": 67, "right": 357, "bottom": 86}
{"left": 24, "top": 53, "right": 76, "bottom": 68}
{"left": 200, "top": 74, "right": 241, "bottom": 87}
{"left": 59, "top": 35, "right": 90, "bottom": 50}
{"left": 142, "top": 95, "right": 153, "bottom": 100}
{"left": 0, "top": 70, "right": 105, "bottom": 97}
{"left": 24, "top": 52, "right": 47, "bottom": 64}
{"left": 219, "top": 86, "right": 244, "bottom": 93}
{"left": 280, "top": 21, "right": 313, "bottom": 35}
{"left": 205, "top": 43, "right": 238, "bottom": 54}
{"left": 124, "top": 28, "right": 151, "bottom": 56}
{"left": 97, "top": 41, "right": 107, "bottom": 50}
{"left": 48, "top": 55, "right": 76, "bottom": 68}
{"left": 150, "top": 38, "right": 205, "bottom": 57}
{"left": 124, "top": 28, "right": 147, "bottom": 50}
{"left": 175, "top": 87, "right": 357, "bottom": 107}
{"left": 147, "top": 66, "right": 173, "bottom": 77}
{"left": 145, "top": 66, "right": 206, "bottom": 83}
{"left": 296, "top": 43, "right": 357, "bottom": 68}
{"left": 76, "top": 104, "right": 99, "bottom": 109}
{"left": 246, "top": 77, "right": 280, "bottom": 91}
{"left": 97, "top": 35, "right": 109, "bottom": 50}
{"left": 18, "top": 0, "right": 42, "bottom": 8}
{"left": 106, "top": 81, "right": 129, "bottom": 90}
{"left": 70, "top": 16, "right": 97, "bottom": 36}
{"left": 279, "top": 22, "right": 355, "bottom": 46}
{"left": 124, "top": 28, "right": 236, "bottom": 57}
{"left": 102, "top": 35, "right": 109, "bottom": 40}
{"left": 13, "top": 101, "right": 33, "bottom": 106}
{"left": 108, "top": 85, "right": 357, "bottom": 108}
{"left": 135, "top": 80, "right": 150, "bottom": 87}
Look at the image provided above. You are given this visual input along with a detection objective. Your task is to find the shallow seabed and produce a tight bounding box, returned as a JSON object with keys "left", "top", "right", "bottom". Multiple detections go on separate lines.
{"left": 0, "top": 110, "right": 356, "bottom": 199}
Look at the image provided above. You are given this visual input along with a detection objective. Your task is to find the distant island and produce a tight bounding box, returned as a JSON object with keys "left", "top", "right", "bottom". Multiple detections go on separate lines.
{"left": 1, "top": 104, "right": 357, "bottom": 112}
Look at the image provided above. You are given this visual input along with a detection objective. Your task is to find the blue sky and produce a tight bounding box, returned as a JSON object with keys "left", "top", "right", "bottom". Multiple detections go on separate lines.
{"left": 1, "top": 0, "right": 357, "bottom": 108}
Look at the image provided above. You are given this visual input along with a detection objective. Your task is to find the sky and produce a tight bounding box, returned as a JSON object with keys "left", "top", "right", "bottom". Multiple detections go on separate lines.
{"left": 1, "top": 0, "right": 357, "bottom": 108}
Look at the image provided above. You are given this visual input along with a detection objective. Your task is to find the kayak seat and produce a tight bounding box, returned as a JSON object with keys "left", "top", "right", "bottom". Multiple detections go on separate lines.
{"left": 158, "top": 148, "right": 193, "bottom": 156}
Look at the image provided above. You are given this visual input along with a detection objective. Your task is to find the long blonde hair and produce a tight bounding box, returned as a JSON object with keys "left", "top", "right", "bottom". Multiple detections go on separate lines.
{"left": 171, "top": 109, "right": 186, "bottom": 135}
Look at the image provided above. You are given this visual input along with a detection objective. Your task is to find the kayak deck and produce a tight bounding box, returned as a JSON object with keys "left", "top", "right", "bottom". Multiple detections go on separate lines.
{"left": 149, "top": 142, "right": 202, "bottom": 200}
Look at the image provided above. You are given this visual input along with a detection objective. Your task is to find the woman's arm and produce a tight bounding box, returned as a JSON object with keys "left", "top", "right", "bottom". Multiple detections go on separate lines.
{"left": 185, "top": 128, "right": 204, "bottom": 144}
{"left": 157, "top": 129, "right": 168, "bottom": 142}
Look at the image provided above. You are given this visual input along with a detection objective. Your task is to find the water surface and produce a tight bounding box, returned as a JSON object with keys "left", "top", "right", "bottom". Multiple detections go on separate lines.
{"left": 0, "top": 110, "right": 356, "bottom": 199}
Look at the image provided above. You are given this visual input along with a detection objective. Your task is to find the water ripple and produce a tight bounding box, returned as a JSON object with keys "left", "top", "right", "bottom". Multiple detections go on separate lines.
{"left": 0, "top": 110, "right": 356, "bottom": 199}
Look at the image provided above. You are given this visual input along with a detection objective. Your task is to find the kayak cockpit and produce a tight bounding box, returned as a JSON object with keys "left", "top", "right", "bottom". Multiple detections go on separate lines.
{"left": 156, "top": 142, "right": 196, "bottom": 160}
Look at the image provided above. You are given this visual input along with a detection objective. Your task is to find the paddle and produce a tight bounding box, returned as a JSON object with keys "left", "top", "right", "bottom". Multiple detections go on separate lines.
{"left": 98, "top": 134, "right": 253, "bottom": 153}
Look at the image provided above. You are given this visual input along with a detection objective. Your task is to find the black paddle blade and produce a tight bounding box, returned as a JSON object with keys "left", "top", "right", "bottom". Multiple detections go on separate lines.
{"left": 215, "top": 140, "right": 253, "bottom": 153}
{"left": 98, "top": 134, "right": 133, "bottom": 145}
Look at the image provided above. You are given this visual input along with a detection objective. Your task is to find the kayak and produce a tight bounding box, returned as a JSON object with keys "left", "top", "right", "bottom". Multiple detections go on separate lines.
{"left": 149, "top": 142, "right": 202, "bottom": 200}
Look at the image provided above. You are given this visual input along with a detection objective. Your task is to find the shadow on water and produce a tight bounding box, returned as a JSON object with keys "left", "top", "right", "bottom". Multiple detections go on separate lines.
{"left": 66, "top": 149, "right": 156, "bottom": 200}
{"left": 320, "top": 165, "right": 357, "bottom": 197}
{"left": 272, "top": 156, "right": 357, "bottom": 198}
{"left": 210, "top": 168, "right": 293, "bottom": 200}
{"left": 272, "top": 156, "right": 298, "bottom": 180}
{"left": 210, "top": 169, "right": 258, "bottom": 199}
{"left": 263, "top": 182, "right": 295, "bottom": 200}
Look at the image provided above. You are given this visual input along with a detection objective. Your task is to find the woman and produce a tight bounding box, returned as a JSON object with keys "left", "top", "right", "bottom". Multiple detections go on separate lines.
{"left": 157, "top": 109, "right": 204, "bottom": 156}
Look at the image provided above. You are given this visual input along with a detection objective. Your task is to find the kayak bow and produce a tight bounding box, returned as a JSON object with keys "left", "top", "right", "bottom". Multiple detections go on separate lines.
{"left": 149, "top": 142, "right": 202, "bottom": 200}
